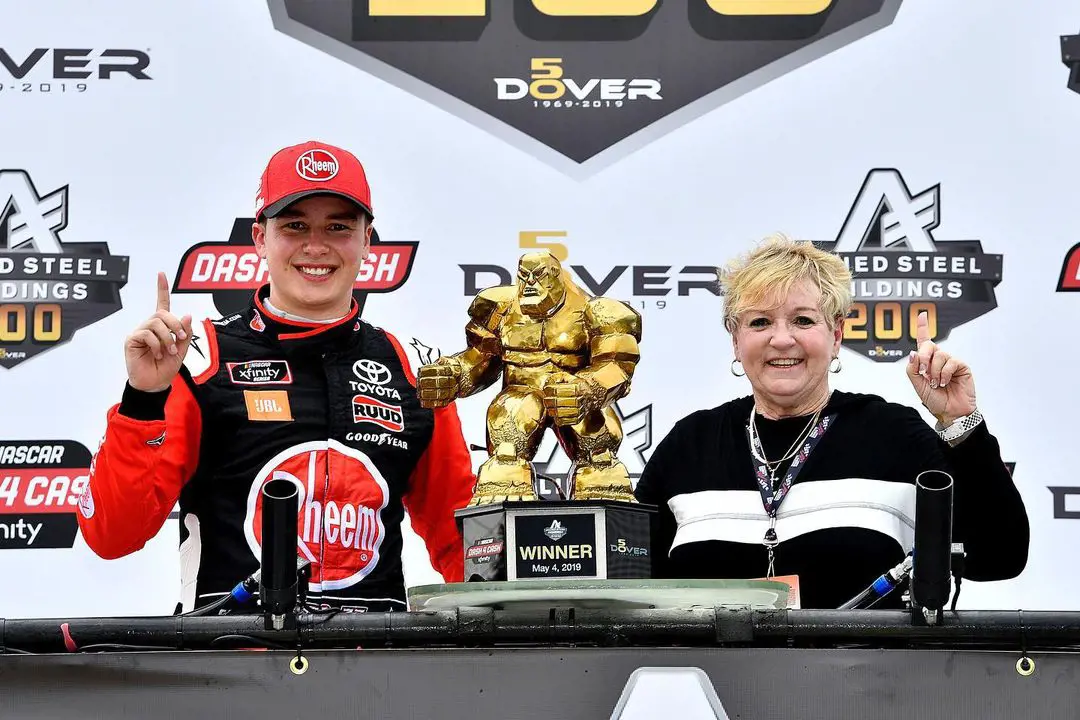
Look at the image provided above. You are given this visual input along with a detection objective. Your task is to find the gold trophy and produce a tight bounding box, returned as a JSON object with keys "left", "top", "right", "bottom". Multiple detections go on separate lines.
{"left": 418, "top": 251, "right": 654, "bottom": 583}
{"left": 418, "top": 251, "right": 641, "bottom": 505}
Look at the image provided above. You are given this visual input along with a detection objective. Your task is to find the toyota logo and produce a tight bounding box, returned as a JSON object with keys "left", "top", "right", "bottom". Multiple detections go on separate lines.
{"left": 352, "top": 359, "right": 392, "bottom": 385}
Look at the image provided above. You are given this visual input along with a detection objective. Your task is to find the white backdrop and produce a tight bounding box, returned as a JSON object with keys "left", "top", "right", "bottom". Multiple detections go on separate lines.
{"left": 1, "top": 0, "right": 1076, "bottom": 618}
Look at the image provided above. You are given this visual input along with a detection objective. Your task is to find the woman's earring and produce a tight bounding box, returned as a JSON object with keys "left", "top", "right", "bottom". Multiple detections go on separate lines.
{"left": 829, "top": 357, "right": 842, "bottom": 374}
{"left": 731, "top": 359, "right": 745, "bottom": 377}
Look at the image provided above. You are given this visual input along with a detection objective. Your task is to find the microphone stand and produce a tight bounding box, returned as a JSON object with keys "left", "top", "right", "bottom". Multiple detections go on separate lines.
{"left": 838, "top": 469, "right": 969, "bottom": 615}
{"left": 259, "top": 477, "right": 311, "bottom": 632}
{"left": 259, "top": 476, "right": 313, "bottom": 674}
{"left": 910, "top": 470, "right": 954, "bottom": 626}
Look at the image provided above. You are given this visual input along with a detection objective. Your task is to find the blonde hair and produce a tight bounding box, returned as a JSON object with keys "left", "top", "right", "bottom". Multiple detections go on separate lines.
{"left": 720, "top": 233, "right": 852, "bottom": 331}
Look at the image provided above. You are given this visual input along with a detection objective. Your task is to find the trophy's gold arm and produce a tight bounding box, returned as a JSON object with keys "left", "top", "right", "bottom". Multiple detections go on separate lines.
{"left": 577, "top": 297, "right": 642, "bottom": 408}
{"left": 444, "top": 286, "right": 513, "bottom": 398}
{"left": 577, "top": 335, "right": 639, "bottom": 407}
{"left": 448, "top": 342, "right": 503, "bottom": 398}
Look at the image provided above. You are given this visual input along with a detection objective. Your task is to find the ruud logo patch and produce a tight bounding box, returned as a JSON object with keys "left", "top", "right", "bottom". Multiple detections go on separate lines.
{"left": 352, "top": 395, "right": 405, "bottom": 432}
{"left": 266, "top": 0, "right": 904, "bottom": 175}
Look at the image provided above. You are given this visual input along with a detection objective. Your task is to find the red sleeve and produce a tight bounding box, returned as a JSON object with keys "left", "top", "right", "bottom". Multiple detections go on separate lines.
{"left": 402, "top": 402, "right": 476, "bottom": 583}
{"left": 383, "top": 329, "right": 475, "bottom": 582}
{"left": 77, "top": 376, "right": 202, "bottom": 560}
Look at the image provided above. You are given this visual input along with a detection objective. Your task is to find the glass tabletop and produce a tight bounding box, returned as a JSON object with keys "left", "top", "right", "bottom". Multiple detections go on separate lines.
{"left": 408, "top": 577, "right": 799, "bottom": 611}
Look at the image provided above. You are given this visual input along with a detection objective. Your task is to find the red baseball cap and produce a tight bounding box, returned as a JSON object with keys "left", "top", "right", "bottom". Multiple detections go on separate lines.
{"left": 255, "top": 141, "right": 374, "bottom": 221}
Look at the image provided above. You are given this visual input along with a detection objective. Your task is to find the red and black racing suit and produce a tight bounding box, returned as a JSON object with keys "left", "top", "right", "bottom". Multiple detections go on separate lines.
{"left": 78, "top": 286, "right": 476, "bottom": 613}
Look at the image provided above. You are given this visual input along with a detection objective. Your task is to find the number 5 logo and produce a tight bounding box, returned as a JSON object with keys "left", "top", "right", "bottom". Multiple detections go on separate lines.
{"left": 519, "top": 231, "right": 569, "bottom": 262}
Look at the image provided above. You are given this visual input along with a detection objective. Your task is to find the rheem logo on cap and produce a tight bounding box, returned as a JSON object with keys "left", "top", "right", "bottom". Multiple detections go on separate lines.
{"left": 296, "top": 149, "right": 339, "bottom": 182}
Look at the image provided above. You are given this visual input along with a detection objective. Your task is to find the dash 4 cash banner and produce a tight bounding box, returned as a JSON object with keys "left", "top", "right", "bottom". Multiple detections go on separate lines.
{"left": 0, "top": 441, "right": 92, "bottom": 550}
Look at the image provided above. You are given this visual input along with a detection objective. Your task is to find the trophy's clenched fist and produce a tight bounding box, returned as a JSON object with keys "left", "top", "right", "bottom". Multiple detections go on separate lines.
{"left": 543, "top": 373, "right": 603, "bottom": 427}
{"left": 417, "top": 357, "right": 464, "bottom": 408}
{"left": 125, "top": 272, "right": 194, "bottom": 393}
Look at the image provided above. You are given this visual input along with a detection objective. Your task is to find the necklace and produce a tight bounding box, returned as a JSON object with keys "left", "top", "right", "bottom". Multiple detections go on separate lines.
{"left": 748, "top": 391, "right": 833, "bottom": 579}
{"left": 748, "top": 410, "right": 819, "bottom": 476}
{"left": 748, "top": 391, "right": 832, "bottom": 481}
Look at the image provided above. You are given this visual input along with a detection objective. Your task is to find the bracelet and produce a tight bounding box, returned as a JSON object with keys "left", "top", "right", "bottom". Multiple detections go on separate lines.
{"left": 937, "top": 408, "right": 984, "bottom": 444}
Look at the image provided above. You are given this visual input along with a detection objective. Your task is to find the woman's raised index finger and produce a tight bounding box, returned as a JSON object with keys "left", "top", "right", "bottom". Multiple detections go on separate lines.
{"left": 916, "top": 310, "right": 931, "bottom": 346}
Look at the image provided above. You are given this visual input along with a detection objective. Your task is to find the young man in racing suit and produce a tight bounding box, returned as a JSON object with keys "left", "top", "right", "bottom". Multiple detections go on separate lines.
{"left": 77, "top": 141, "right": 476, "bottom": 613}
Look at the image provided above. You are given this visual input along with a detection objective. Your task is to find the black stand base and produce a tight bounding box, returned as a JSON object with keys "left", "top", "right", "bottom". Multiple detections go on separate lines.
{"left": 455, "top": 500, "right": 656, "bottom": 582}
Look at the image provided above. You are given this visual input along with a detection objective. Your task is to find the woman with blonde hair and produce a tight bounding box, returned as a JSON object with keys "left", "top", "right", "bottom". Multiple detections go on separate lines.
{"left": 634, "top": 234, "right": 1028, "bottom": 609}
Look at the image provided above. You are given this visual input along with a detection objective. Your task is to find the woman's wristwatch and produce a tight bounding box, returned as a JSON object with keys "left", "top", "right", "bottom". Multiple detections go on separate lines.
{"left": 936, "top": 408, "right": 984, "bottom": 446}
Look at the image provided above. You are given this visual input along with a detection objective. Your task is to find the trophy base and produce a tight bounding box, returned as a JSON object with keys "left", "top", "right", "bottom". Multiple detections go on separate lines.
{"left": 455, "top": 500, "right": 656, "bottom": 582}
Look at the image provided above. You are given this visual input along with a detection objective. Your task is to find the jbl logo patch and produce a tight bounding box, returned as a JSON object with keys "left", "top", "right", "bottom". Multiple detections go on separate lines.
{"left": 244, "top": 390, "right": 293, "bottom": 422}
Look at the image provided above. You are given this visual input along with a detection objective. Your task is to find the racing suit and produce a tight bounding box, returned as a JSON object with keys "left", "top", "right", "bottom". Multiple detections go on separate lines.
{"left": 77, "top": 286, "right": 476, "bottom": 613}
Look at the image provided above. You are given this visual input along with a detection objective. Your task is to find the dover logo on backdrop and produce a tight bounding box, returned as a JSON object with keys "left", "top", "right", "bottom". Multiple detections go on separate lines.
{"left": 462, "top": 230, "right": 720, "bottom": 313}
{"left": 818, "top": 169, "right": 1003, "bottom": 362}
{"left": 172, "top": 218, "right": 417, "bottom": 316}
{"left": 0, "top": 48, "right": 151, "bottom": 95}
{"left": 0, "top": 170, "right": 129, "bottom": 370}
{"left": 267, "top": 0, "right": 903, "bottom": 174}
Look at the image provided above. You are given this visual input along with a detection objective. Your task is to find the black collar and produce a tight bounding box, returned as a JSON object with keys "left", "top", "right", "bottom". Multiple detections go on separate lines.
{"left": 245, "top": 284, "right": 362, "bottom": 351}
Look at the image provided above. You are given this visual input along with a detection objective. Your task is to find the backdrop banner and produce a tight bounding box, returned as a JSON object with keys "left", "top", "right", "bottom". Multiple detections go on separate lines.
{"left": 1, "top": 0, "right": 1077, "bottom": 618}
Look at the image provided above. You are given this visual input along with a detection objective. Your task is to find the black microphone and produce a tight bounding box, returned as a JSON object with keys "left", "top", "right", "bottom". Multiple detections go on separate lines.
{"left": 260, "top": 476, "right": 300, "bottom": 631}
{"left": 910, "top": 469, "right": 954, "bottom": 624}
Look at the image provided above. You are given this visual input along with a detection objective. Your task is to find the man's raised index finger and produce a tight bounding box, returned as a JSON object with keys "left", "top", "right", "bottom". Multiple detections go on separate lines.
{"left": 156, "top": 271, "right": 171, "bottom": 312}
{"left": 916, "top": 310, "right": 931, "bottom": 346}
